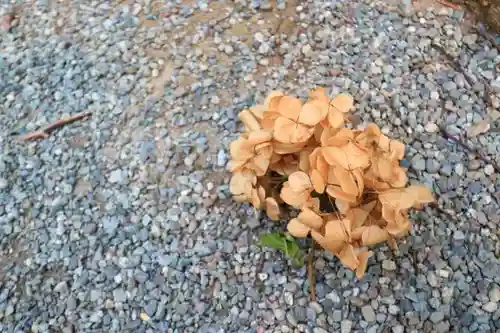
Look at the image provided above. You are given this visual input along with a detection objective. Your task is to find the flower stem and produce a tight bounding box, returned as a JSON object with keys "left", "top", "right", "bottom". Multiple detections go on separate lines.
{"left": 308, "top": 240, "right": 316, "bottom": 303}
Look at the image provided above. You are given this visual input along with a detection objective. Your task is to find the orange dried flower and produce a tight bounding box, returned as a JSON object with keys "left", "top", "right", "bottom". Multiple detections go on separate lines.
{"left": 229, "top": 89, "right": 434, "bottom": 278}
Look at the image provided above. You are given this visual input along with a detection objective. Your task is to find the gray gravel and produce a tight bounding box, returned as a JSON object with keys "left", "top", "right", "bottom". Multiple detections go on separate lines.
{"left": 0, "top": 0, "right": 499, "bottom": 332}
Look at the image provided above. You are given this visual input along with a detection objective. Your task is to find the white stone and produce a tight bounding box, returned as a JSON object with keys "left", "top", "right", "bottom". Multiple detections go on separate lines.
{"left": 302, "top": 44, "right": 313, "bottom": 56}
{"left": 484, "top": 164, "right": 494, "bottom": 176}
{"left": 425, "top": 122, "right": 439, "bottom": 133}
{"left": 482, "top": 302, "right": 498, "bottom": 313}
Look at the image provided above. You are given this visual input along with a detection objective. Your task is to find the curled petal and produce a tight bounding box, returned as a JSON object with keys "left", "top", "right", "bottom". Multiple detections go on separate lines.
{"left": 239, "top": 110, "right": 261, "bottom": 131}
{"left": 250, "top": 188, "right": 261, "bottom": 208}
{"left": 265, "top": 91, "right": 284, "bottom": 112}
{"left": 265, "top": 197, "right": 281, "bottom": 221}
{"left": 338, "top": 244, "right": 359, "bottom": 270}
{"left": 390, "top": 167, "right": 408, "bottom": 188}
{"left": 361, "top": 225, "right": 390, "bottom": 246}
{"left": 356, "top": 251, "right": 373, "bottom": 279}
{"left": 389, "top": 140, "right": 405, "bottom": 160}
{"left": 249, "top": 105, "right": 266, "bottom": 119}
{"left": 262, "top": 111, "right": 280, "bottom": 129}
{"left": 324, "top": 219, "right": 348, "bottom": 242}
{"left": 311, "top": 169, "right": 326, "bottom": 193}
{"left": 230, "top": 159, "right": 247, "bottom": 172}
{"left": 258, "top": 186, "right": 266, "bottom": 203}
{"left": 407, "top": 185, "right": 435, "bottom": 205}
{"left": 386, "top": 218, "right": 411, "bottom": 237}
{"left": 299, "top": 149, "right": 311, "bottom": 173}
{"left": 247, "top": 131, "right": 273, "bottom": 145}
{"left": 311, "top": 230, "right": 345, "bottom": 254}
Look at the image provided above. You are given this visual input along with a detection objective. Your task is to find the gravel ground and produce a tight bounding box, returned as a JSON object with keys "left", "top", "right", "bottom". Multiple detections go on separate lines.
{"left": 0, "top": 0, "right": 499, "bottom": 333}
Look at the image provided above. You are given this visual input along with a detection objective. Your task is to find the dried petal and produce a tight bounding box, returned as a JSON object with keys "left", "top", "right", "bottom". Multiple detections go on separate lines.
{"left": 324, "top": 219, "right": 348, "bottom": 242}
{"left": 261, "top": 111, "right": 280, "bottom": 129}
{"left": 298, "top": 208, "right": 323, "bottom": 229}
{"left": 249, "top": 105, "right": 266, "bottom": 119}
{"left": 230, "top": 138, "right": 253, "bottom": 161}
{"left": 386, "top": 219, "right": 411, "bottom": 237}
{"left": 338, "top": 244, "right": 359, "bottom": 270}
{"left": 265, "top": 197, "right": 281, "bottom": 220}
{"left": 291, "top": 123, "right": 315, "bottom": 143}
{"left": 229, "top": 171, "right": 255, "bottom": 197}
{"left": 288, "top": 171, "right": 312, "bottom": 192}
{"left": 288, "top": 218, "right": 310, "bottom": 237}
{"left": 356, "top": 251, "right": 373, "bottom": 279}
{"left": 299, "top": 149, "right": 311, "bottom": 173}
{"left": 278, "top": 96, "right": 302, "bottom": 120}
{"left": 239, "top": 110, "right": 261, "bottom": 131}
{"left": 389, "top": 140, "right": 405, "bottom": 160}
{"left": 326, "top": 185, "right": 357, "bottom": 203}
{"left": 258, "top": 186, "right": 266, "bottom": 203}
{"left": 265, "top": 91, "right": 284, "bottom": 111}
{"left": 330, "top": 94, "right": 354, "bottom": 113}
{"left": 334, "top": 168, "right": 359, "bottom": 196}
{"left": 327, "top": 110, "right": 344, "bottom": 129}
{"left": 311, "top": 230, "right": 345, "bottom": 254}
{"left": 325, "top": 128, "right": 353, "bottom": 146}
{"left": 311, "top": 169, "right": 326, "bottom": 193}
{"left": 407, "top": 185, "right": 435, "bottom": 205}
{"left": 299, "top": 102, "right": 324, "bottom": 126}
{"left": 280, "top": 183, "right": 310, "bottom": 208}
{"left": 247, "top": 131, "right": 273, "bottom": 145}
{"left": 274, "top": 116, "right": 297, "bottom": 144}
{"left": 251, "top": 188, "right": 261, "bottom": 208}
{"left": 361, "top": 225, "right": 389, "bottom": 246}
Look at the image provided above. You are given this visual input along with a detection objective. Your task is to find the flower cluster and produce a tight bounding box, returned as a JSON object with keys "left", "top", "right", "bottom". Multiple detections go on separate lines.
{"left": 229, "top": 89, "right": 434, "bottom": 278}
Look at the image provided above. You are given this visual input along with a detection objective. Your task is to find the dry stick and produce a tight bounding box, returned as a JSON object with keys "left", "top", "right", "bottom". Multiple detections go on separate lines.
{"left": 432, "top": 42, "right": 495, "bottom": 108}
{"left": 473, "top": 25, "right": 500, "bottom": 51}
{"left": 439, "top": 126, "right": 500, "bottom": 174}
{"left": 19, "top": 112, "right": 91, "bottom": 141}
{"left": 308, "top": 240, "right": 316, "bottom": 303}
{"left": 436, "top": 0, "right": 458, "bottom": 9}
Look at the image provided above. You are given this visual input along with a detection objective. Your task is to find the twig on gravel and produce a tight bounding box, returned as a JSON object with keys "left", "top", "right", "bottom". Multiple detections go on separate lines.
{"left": 308, "top": 241, "right": 316, "bottom": 303}
{"left": 431, "top": 43, "right": 475, "bottom": 87}
{"left": 438, "top": 125, "right": 500, "bottom": 174}
{"left": 474, "top": 24, "right": 500, "bottom": 51}
{"left": 432, "top": 42, "right": 494, "bottom": 108}
{"left": 19, "top": 111, "right": 91, "bottom": 141}
{"left": 436, "top": 0, "right": 458, "bottom": 10}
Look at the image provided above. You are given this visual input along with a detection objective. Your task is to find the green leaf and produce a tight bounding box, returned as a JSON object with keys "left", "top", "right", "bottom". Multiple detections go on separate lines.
{"left": 285, "top": 238, "right": 304, "bottom": 267}
{"left": 260, "top": 232, "right": 304, "bottom": 267}
{"left": 284, "top": 232, "right": 295, "bottom": 242}
{"left": 260, "top": 232, "right": 286, "bottom": 250}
